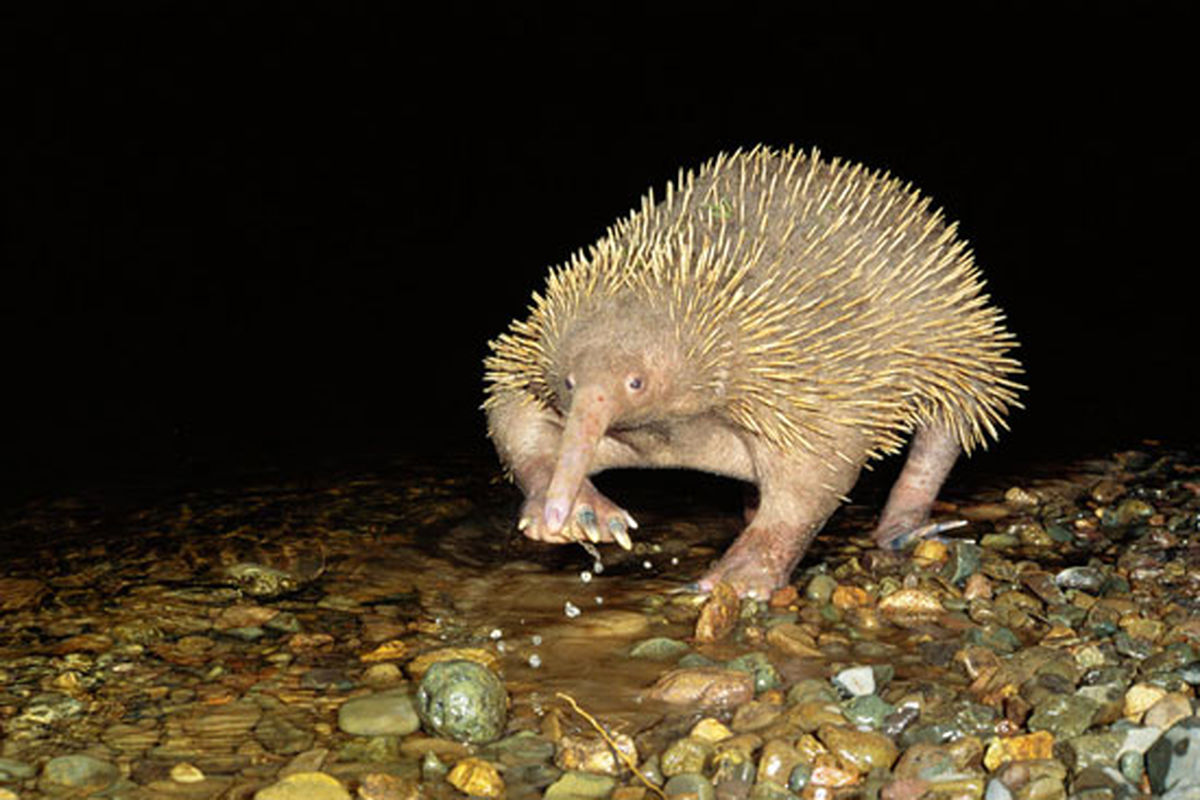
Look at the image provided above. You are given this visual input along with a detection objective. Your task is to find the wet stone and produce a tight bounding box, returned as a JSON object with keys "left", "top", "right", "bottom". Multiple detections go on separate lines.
{"left": 696, "top": 582, "right": 740, "bottom": 642}
{"left": 0, "top": 758, "right": 36, "bottom": 781}
{"left": 725, "top": 652, "right": 781, "bottom": 692}
{"left": 415, "top": 659, "right": 507, "bottom": 744}
{"left": 1146, "top": 716, "right": 1200, "bottom": 798}
{"left": 37, "top": 754, "right": 121, "bottom": 796}
{"left": 1027, "top": 694, "right": 1100, "bottom": 739}
{"left": 255, "top": 712, "right": 315, "bottom": 754}
{"left": 447, "top": 757, "right": 505, "bottom": 798}
{"left": 337, "top": 689, "right": 420, "bottom": 737}
{"left": 1142, "top": 692, "right": 1194, "bottom": 731}
{"left": 478, "top": 730, "right": 557, "bottom": 766}
{"left": 357, "top": 772, "right": 421, "bottom": 800}
{"left": 756, "top": 739, "right": 802, "bottom": 786}
{"left": 648, "top": 667, "right": 756, "bottom": 707}
{"left": 630, "top": 636, "right": 692, "bottom": 660}
{"left": 253, "top": 771, "right": 351, "bottom": 800}
{"left": 832, "top": 665, "right": 875, "bottom": 697}
{"left": 940, "top": 540, "right": 983, "bottom": 586}
{"left": 661, "top": 737, "right": 714, "bottom": 776}
{"left": 983, "top": 731, "right": 1056, "bottom": 771}
{"left": 556, "top": 732, "right": 637, "bottom": 775}
{"left": 816, "top": 724, "right": 899, "bottom": 773}
{"left": 421, "top": 751, "right": 448, "bottom": 781}
{"left": 664, "top": 772, "right": 716, "bottom": 799}
{"left": 843, "top": 694, "right": 895, "bottom": 729}
{"left": 804, "top": 573, "right": 837, "bottom": 604}
{"left": 544, "top": 771, "right": 617, "bottom": 799}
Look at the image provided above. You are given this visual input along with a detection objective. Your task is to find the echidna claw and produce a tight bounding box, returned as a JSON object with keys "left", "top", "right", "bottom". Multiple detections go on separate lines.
{"left": 577, "top": 506, "right": 601, "bottom": 543}
{"left": 517, "top": 516, "right": 530, "bottom": 532}
{"left": 624, "top": 511, "right": 639, "bottom": 530}
{"left": 885, "top": 518, "right": 968, "bottom": 550}
{"left": 610, "top": 519, "right": 633, "bottom": 551}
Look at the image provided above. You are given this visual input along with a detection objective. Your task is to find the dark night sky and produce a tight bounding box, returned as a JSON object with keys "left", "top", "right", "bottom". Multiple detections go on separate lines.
{"left": 5, "top": 5, "right": 1196, "bottom": 499}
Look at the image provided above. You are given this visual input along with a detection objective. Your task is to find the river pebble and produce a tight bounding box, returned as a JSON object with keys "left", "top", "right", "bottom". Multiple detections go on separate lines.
{"left": 2, "top": 445, "right": 1198, "bottom": 799}
{"left": 337, "top": 689, "right": 420, "bottom": 736}
{"left": 38, "top": 754, "right": 120, "bottom": 796}
{"left": 447, "top": 757, "right": 505, "bottom": 798}
{"left": 1147, "top": 716, "right": 1200, "bottom": 799}
{"left": 543, "top": 770, "right": 617, "bottom": 799}
{"left": 647, "top": 667, "right": 756, "bottom": 707}
{"left": 253, "top": 771, "right": 351, "bottom": 800}
{"left": 415, "top": 659, "right": 507, "bottom": 743}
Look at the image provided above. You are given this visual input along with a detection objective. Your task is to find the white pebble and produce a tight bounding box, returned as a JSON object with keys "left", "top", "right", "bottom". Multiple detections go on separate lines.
{"left": 528, "top": 653, "right": 542, "bottom": 668}
{"left": 833, "top": 665, "right": 876, "bottom": 697}
{"left": 564, "top": 601, "right": 581, "bottom": 618}
{"left": 531, "top": 634, "right": 543, "bottom": 646}
{"left": 671, "top": 557, "right": 679, "bottom": 565}
{"left": 595, "top": 596, "right": 604, "bottom": 604}
{"left": 642, "top": 560, "right": 652, "bottom": 570}
{"left": 170, "top": 763, "right": 205, "bottom": 784}
{"left": 489, "top": 628, "right": 503, "bottom": 639}
{"left": 580, "top": 571, "right": 593, "bottom": 583}
{"left": 495, "top": 641, "right": 507, "bottom": 653}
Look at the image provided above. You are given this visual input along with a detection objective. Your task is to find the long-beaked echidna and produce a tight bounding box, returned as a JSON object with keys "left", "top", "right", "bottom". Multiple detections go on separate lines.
{"left": 483, "top": 145, "right": 1024, "bottom": 598}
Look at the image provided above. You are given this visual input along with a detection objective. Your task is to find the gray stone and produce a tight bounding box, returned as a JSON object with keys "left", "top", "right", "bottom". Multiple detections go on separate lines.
{"left": 665, "top": 772, "right": 716, "bottom": 800}
{"left": 416, "top": 660, "right": 508, "bottom": 744}
{"left": 1147, "top": 716, "right": 1200, "bottom": 799}
{"left": 543, "top": 770, "right": 616, "bottom": 799}
{"left": 1027, "top": 694, "right": 1099, "bottom": 739}
{"left": 725, "top": 652, "right": 781, "bottom": 692}
{"left": 1055, "top": 566, "right": 1106, "bottom": 593}
{"left": 842, "top": 694, "right": 895, "bottom": 728}
{"left": 1066, "top": 731, "right": 1124, "bottom": 772}
{"left": 832, "top": 665, "right": 875, "bottom": 697}
{"left": 337, "top": 689, "right": 420, "bottom": 737}
{"left": 629, "top": 637, "right": 692, "bottom": 660}
{"left": 38, "top": 754, "right": 120, "bottom": 796}
{"left": 941, "top": 541, "right": 982, "bottom": 585}
{"left": 0, "top": 758, "right": 35, "bottom": 780}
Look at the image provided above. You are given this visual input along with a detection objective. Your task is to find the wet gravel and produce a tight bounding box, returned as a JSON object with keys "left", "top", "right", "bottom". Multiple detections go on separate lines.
{"left": 0, "top": 445, "right": 1197, "bottom": 798}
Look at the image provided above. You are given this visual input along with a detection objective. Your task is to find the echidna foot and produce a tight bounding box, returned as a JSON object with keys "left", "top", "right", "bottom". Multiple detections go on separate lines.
{"left": 517, "top": 479, "right": 636, "bottom": 550}
{"left": 696, "top": 524, "right": 800, "bottom": 600}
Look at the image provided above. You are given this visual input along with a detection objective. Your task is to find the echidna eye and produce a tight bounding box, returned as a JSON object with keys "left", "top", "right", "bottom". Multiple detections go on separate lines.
{"left": 627, "top": 376, "right": 644, "bottom": 391}
{"left": 564, "top": 375, "right": 575, "bottom": 391}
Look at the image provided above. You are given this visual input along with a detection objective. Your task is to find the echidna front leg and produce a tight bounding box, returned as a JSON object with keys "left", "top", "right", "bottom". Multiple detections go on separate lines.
{"left": 871, "top": 423, "right": 962, "bottom": 549}
{"left": 486, "top": 392, "right": 637, "bottom": 547}
{"left": 698, "top": 435, "right": 866, "bottom": 599}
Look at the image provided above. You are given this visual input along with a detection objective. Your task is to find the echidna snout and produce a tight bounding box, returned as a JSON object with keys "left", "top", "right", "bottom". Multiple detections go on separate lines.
{"left": 543, "top": 346, "right": 672, "bottom": 534}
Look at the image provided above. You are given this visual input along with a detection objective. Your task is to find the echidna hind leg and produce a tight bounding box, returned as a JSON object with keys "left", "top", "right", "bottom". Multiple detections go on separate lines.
{"left": 872, "top": 423, "right": 962, "bottom": 549}
{"left": 697, "top": 437, "right": 866, "bottom": 599}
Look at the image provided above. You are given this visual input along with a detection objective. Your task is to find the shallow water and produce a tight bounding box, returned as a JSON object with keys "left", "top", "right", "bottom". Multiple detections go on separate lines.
{"left": 0, "top": 445, "right": 1195, "bottom": 797}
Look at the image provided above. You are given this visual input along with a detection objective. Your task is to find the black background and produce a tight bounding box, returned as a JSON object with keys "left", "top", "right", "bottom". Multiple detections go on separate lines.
{"left": 5, "top": 5, "right": 1196, "bottom": 501}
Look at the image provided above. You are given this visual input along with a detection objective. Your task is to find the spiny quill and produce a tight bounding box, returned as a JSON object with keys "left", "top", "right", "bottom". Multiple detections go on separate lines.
{"left": 485, "top": 145, "right": 1023, "bottom": 469}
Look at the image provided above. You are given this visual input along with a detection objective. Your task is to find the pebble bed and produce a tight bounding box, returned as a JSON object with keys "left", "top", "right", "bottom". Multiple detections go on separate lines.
{"left": 0, "top": 446, "right": 1197, "bottom": 799}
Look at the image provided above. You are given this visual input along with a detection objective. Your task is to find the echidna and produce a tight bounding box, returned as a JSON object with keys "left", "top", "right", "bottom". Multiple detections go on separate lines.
{"left": 484, "top": 145, "right": 1023, "bottom": 598}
